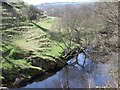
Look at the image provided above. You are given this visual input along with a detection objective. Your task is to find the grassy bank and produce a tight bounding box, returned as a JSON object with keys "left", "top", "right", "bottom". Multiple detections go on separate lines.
{"left": 1, "top": 16, "right": 68, "bottom": 87}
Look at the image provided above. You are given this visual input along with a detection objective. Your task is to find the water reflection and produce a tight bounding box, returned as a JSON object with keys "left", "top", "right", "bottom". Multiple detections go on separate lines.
{"left": 24, "top": 53, "right": 117, "bottom": 88}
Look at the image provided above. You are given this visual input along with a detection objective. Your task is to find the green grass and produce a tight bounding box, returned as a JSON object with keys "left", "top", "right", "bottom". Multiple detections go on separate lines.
{"left": 1, "top": 44, "right": 42, "bottom": 70}
{"left": 37, "top": 17, "right": 57, "bottom": 30}
{"left": 0, "top": 76, "right": 4, "bottom": 80}
{"left": 45, "top": 43, "right": 63, "bottom": 57}
{"left": 39, "top": 41, "right": 64, "bottom": 60}
{"left": 1, "top": 57, "right": 43, "bottom": 80}
{"left": 13, "top": 39, "right": 40, "bottom": 51}
{"left": 12, "top": 17, "right": 65, "bottom": 60}
{"left": 2, "top": 57, "right": 42, "bottom": 70}
{"left": 1, "top": 41, "right": 43, "bottom": 79}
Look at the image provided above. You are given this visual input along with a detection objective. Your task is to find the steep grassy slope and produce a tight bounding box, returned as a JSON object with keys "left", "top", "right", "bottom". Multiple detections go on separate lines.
{"left": 0, "top": 1, "right": 66, "bottom": 87}
{"left": 12, "top": 18, "right": 64, "bottom": 61}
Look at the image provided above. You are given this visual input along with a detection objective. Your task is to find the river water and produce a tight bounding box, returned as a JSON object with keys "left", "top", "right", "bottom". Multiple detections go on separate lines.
{"left": 23, "top": 52, "right": 117, "bottom": 88}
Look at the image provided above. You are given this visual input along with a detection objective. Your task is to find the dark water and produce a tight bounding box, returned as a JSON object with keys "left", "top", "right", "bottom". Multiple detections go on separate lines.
{"left": 23, "top": 52, "right": 117, "bottom": 88}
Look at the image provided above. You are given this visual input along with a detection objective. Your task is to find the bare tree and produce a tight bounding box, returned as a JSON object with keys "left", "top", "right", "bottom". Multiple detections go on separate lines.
{"left": 93, "top": 2, "right": 118, "bottom": 52}
{"left": 56, "top": 4, "right": 95, "bottom": 49}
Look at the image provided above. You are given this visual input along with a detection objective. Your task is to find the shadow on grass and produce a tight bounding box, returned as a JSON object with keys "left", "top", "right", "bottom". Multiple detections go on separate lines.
{"left": 31, "top": 22, "right": 49, "bottom": 32}
{"left": 31, "top": 22, "right": 64, "bottom": 43}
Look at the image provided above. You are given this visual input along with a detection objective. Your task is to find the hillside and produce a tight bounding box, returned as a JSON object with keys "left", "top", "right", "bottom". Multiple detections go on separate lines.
{"left": 0, "top": 1, "right": 66, "bottom": 88}
{"left": 0, "top": 1, "right": 119, "bottom": 88}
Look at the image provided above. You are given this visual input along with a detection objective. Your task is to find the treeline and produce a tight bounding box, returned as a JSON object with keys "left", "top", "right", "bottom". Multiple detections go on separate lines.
{"left": 42, "top": 2, "right": 118, "bottom": 53}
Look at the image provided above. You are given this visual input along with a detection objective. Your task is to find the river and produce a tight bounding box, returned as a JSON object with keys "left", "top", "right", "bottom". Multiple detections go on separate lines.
{"left": 22, "top": 52, "right": 117, "bottom": 88}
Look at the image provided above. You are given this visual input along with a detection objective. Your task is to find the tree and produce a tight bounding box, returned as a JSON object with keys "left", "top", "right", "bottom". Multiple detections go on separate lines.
{"left": 27, "top": 5, "right": 44, "bottom": 21}
{"left": 93, "top": 2, "right": 118, "bottom": 52}
{"left": 54, "top": 4, "right": 95, "bottom": 49}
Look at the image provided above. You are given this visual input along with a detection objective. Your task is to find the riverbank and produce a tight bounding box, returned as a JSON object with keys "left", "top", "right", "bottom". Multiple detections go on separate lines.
{"left": 24, "top": 52, "right": 118, "bottom": 88}
{"left": 1, "top": 1, "right": 118, "bottom": 88}
{"left": 1, "top": 43, "right": 67, "bottom": 88}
